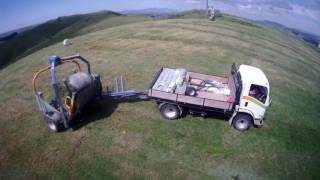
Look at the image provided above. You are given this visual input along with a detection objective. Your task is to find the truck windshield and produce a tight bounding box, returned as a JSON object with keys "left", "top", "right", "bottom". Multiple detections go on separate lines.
{"left": 249, "top": 84, "right": 267, "bottom": 103}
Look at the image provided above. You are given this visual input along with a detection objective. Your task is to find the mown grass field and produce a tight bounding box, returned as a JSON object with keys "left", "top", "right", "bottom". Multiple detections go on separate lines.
{"left": 0, "top": 14, "right": 320, "bottom": 179}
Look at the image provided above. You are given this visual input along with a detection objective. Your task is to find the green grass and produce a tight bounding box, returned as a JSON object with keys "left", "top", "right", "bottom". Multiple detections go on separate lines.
{"left": 0, "top": 13, "right": 320, "bottom": 179}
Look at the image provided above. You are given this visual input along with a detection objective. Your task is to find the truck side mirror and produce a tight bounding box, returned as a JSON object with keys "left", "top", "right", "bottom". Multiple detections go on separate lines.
{"left": 231, "top": 63, "right": 237, "bottom": 75}
{"left": 269, "top": 98, "right": 272, "bottom": 106}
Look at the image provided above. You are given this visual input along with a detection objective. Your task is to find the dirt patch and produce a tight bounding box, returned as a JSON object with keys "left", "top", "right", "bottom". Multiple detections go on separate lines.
{"left": 133, "top": 48, "right": 148, "bottom": 59}
{"left": 95, "top": 59, "right": 104, "bottom": 65}
{"left": 0, "top": 148, "right": 8, "bottom": 170}
{"left": 69, "top": 130, "right": 87, "bottom": 157}
{"left": 114, "top": 131, "right": 143, "bottom": 151}
{"left": 207, "top": 155, "right": 263, "bottom": 179}
{"left": 115, "top": 161, "right": 160, "bottom": 180}
{"left": 29, "top": 145, "right": 61, "bottom": 169}
{"left": 0, "top": 98, "right": 31, "bottom": 122}
{"left": 222, "top": 129, "right": 242, "bottom": 147}
{"left": 87, "top": 45, "right": 105, "bottom": 51}
{"left": 117, "top": 161, "right": 140, "bottom": 178}
{"left": 99, "top": 130, "right": 144, "bottom": 158}
{"left": 111, "top": 112, "right": 130, "bottom": 128}
{"left": 178, "top": 45, "right": 208, "bottom": 54}
{"left": 29, "top": 130, "right": 87, "bottom": 170}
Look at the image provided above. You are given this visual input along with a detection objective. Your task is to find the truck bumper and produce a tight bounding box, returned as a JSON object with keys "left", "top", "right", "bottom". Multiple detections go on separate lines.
{"left": 253, "top": 118, "right": 264, "bottom": 126}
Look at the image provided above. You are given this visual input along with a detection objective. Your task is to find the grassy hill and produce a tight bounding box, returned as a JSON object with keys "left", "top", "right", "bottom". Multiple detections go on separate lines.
{"left": 0, "top": 11, "right": 151, "bottom": 68}
{"left": 0, "top": 12, "right": 320, "bottom": 179}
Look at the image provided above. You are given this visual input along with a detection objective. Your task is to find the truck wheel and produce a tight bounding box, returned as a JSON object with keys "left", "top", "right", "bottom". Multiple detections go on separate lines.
{"left": 233, "top": 114, "right": 252, "bottom": 131}
{"left": 160, "top": 104, "right": 181, "bottom": 120}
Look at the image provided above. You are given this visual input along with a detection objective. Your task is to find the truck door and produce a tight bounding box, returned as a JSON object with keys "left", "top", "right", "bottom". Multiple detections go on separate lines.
{"left": 242, "top": 84, "right": 268, "bottom": 119}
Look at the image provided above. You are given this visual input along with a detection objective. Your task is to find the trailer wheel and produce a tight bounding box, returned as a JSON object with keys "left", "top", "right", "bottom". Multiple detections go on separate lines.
{"left": 233, "top": 114, "right": 252, "bottom": 131}
{"left": 47, "top": 121, "right": 59, "bottom": 132}
{"left": 44, "top": 113, "right": 63, "bottom": 132}
{"left": 160, "top": 104, "right": 181, "bottom": 120}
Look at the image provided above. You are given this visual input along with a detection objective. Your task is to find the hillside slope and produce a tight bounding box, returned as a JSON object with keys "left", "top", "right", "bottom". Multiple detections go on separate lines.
{"left": 0, "top": 15, "right": 319, "bottom": 179}
{"left": 0, "top": 11, "right": 151, "bottom": 68}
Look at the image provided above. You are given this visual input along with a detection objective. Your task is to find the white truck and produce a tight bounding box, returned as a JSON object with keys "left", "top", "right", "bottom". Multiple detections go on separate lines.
{"left": 148, "top": 64, "right": 272, "bottom": 131}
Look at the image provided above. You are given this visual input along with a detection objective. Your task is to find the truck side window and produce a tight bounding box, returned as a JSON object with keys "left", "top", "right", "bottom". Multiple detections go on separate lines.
{"left": 249, "top": 84, "right": 267, "bottom": 103}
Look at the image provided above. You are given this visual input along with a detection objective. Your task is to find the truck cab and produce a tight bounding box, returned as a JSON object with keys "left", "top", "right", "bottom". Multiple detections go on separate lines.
{"left": 229, "top": 65, "right": 272, "bottom": 130}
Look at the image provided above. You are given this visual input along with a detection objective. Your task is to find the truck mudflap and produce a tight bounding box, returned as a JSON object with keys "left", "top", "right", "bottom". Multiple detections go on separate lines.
{"left": 228, "top": 111, "right": 237, "bottom": 126}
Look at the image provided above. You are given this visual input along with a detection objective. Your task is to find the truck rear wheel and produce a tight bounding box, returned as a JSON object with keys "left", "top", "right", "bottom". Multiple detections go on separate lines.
{"left": 160, "top": 104, "right": 181, "bottom": 120}
{"left": 233, "top": 114, "right": 252, "bottom": 131}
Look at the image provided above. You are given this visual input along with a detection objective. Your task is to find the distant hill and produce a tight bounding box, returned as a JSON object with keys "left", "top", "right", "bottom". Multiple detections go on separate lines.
{"left": 256, "top": 20, "right": 320, "bottom": 47}
{"left": 0, "top": 25, "right": 36, "bottom": 39}
{"left": 0, "top": 32, "right": 18, "bottom": 42}
{"left": 0, "top": 10, "right": 124, "bottom": 68}
{"left": 256, "top": 20, "right": 287, "bottom": 30}
{"left": 0, "top": 25, "right": 37, "bottom": 43}
{"left": 121, "top": 8, "right": 178, "bottom": 17}
{"left": 168, "top": 9, "right": 223, "bottom": 19}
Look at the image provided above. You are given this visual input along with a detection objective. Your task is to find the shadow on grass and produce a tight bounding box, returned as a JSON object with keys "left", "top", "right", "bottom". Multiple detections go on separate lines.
{"left": 70, "top": 98, "right": 229, "bottom": 131}
{"left": 182, "top": 108, "right": 229, "bottom": 122}
{"left": 70, "top": 97, "right": 146, "bottom": 131}
{"left": 206, "top": 111, "right": 230, "bottom": 121}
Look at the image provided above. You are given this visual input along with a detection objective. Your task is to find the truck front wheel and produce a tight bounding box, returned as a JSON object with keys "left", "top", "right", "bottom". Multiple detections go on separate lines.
{"left": 160, "top": 104, "right": 181, "bottom": 120}
{"left": 233, "top": 114, "right": 252, "bottom": 131}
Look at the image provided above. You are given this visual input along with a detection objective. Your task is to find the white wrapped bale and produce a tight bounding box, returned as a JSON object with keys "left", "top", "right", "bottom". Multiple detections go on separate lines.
{"left": 63, "top": 39, "right": 72, "bottom": 46}
{"left": 153, "top": 68, "right": 187, "bottom": 93}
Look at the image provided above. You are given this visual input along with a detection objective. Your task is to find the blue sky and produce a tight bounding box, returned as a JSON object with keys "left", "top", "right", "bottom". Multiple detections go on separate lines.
{"left": 1, "top": 0, "right": 319, "bottom": 35}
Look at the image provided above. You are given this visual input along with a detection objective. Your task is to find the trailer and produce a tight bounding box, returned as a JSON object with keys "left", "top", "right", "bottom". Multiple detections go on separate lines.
{"left": 148, "top": 64, "right": 272, "bottom": 131}
{"left": 32, "top": 55, "right": 144, "bottom": 132}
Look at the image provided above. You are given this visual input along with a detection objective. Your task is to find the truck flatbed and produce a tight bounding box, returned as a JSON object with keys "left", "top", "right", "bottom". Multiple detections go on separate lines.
{"left": 148, "top": 67, "right": 237, "bottom": 111}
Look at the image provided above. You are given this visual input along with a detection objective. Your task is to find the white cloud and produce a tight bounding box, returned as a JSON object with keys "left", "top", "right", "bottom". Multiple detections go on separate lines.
{"left": 211, "top": 0, "right": 320, "bottom": 35}
{"left": 239, "top": 4, "right": 253, "bottom": 9}
{"left": 291, "top": 4, "right": 320, "bottom": 22}
{"left": 184, "top": 0, "right": 200, "bottom": 4}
